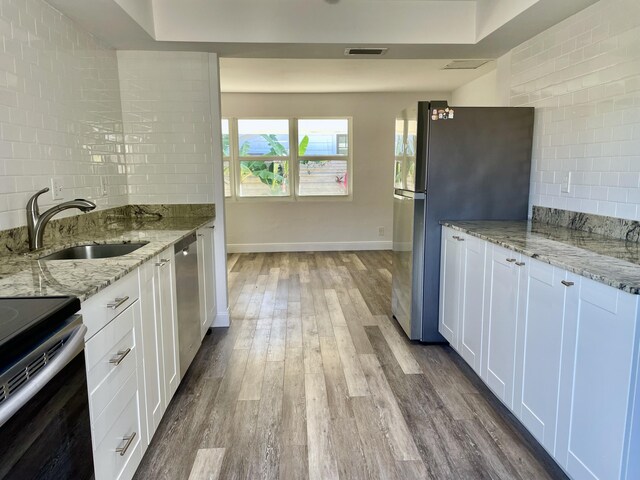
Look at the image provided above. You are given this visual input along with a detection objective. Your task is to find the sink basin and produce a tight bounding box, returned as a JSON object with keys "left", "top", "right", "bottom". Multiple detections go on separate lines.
{"left": 40, "top": 242, "right": 148, "bottom": 260}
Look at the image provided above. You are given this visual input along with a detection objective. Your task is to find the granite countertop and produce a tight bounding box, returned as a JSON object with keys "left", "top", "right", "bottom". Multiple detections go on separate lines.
{"left": 442, "top": 220, "right": 640, "bottom": 294}
{"left": 0, "top": 215, "right": 214, "bottom": 301}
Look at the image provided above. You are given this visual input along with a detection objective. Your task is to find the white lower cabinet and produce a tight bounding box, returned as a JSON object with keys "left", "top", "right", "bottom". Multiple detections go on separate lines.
{"left": 459, "top": 234, "right": 486, "bottom": 374}
{"left": 439, "top": 226, "right": 640, "bottom": 480}
{"left": 514, "top": 260, "right": 567, "bottom": 456}
{"left": 197, "top": 223, "right": 216, "bottom": 340}
{"left": 155, "top": 248, "right": 180, "bottom": 407}
{"left": 83, "top": 243, "right": 196, "bottom": 480}
{"left": 83, "top": 284, "right": 147, "bottom": 480}
{"left": 438, "top": 229, "right": 486, "bottom": 374}
{"left": 557, "top": 276, "right": 639, "bottom": 480}
{"left": 439, "top": 228, "right": 464, "bottom": 348}
{"left": 482, "top": 244, "right": 523, "bottom": 409}
{"left": 138, "top": 248, "right": 180, "bottom": 441}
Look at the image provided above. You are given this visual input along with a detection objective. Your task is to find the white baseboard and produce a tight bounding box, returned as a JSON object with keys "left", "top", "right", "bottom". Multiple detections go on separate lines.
{"left": 213, "top": 308, "right": 230, "bottom": 327}
{"left": 226, "top": 241, "right": 392, "bottom": 253}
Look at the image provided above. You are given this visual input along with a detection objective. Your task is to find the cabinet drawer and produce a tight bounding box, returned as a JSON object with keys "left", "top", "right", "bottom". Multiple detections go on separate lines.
{"left": 85, "top": 301, "right": 139, "bottom": 421}
{"left": 82, "top": 270, "right": 140, "bottom": 339}
{"left": 92, "top": 372, "right": 143, "bottom": 480}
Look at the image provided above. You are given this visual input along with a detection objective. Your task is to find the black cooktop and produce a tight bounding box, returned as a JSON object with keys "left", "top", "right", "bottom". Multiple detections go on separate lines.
{"left": 0, "top": 296, "right": 81, "bottom": 369}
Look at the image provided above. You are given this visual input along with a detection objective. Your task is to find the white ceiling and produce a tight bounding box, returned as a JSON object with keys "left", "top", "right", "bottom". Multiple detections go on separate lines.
{"left": 44, "top": 0, "right": 600, "bottom": 95}
{"left": 219, "top": 58, "right": 495, "bottom": 93}
{"left": 46, "top": 0, "right": 599, "bottom": 59}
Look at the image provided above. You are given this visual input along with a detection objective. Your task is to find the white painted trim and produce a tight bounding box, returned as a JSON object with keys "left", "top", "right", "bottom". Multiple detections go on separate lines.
{"left": 213, "top": 308, "right": 230, "bottom": 327}
{"left": 208, "top": 53, "right": 231, "bottom": 319}
{"left": 227, "top": 241, "right": 392, "bottom": 253}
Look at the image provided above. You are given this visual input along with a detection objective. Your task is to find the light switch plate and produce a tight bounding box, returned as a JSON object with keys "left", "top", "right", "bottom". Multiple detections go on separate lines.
{"left": 50, "top": 177, "right": 64, "bottom": 200}
{"left": 561, "top": 172, "right": 572, "bottom": 194}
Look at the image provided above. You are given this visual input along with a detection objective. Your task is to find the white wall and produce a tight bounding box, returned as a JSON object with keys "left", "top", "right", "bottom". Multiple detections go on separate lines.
{"left": 117, "top": 51, "right": 215, "bottom": 205}
{"left": 0, "top": 0, "right": 127, "bottom": 230}
{"left": 451, "top": 69, "right": 499, "bottom": 106}
{"left": 452, "top": 0, "right": 640, "bottom": 220}
{"left": 222, "top": 92, "right": 450, "bottom": 252}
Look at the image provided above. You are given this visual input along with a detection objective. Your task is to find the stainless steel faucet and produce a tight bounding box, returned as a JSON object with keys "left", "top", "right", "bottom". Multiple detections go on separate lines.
{"left": 26, "top": 187, "right": 96, "bottom": 250}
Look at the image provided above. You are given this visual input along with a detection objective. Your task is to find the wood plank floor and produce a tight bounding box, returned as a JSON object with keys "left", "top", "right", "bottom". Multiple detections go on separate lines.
{"left": 134, "top": 251, "right": 567, "bottom": 480}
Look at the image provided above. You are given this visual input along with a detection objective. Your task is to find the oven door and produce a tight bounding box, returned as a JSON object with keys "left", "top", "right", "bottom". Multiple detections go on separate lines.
{"left": 0, "top": 319, "right": 94, "bottom": 480}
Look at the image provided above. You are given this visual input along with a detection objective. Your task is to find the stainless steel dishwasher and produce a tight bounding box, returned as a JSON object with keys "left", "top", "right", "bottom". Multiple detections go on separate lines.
{"left": 174, "top": 232, "right": 202, "bottom": 378}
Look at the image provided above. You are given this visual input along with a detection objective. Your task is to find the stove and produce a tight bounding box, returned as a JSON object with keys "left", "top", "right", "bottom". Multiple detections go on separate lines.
{"left": 0, "top": 296, "right": 93, "bottom": 480}
{"left": 0, "top": 296, "right": 81, "bottom": 370}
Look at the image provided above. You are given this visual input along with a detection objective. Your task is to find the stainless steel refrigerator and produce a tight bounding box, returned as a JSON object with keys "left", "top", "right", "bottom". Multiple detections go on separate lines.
{"left": 391, "top": 101, "right": 534, "bottom": 341}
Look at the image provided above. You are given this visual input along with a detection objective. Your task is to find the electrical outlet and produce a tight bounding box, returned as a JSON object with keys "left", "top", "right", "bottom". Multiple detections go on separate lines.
{"left": 100, "top": 176, "right": 108, "bottom": 197}
{"left": 561, "top": 172, "right": 572, "bottom": 194}
{"left": 50, "top": 177, "right": 64, "bottom": 201}
{"left": 378, "top": 226, "right": 385, "bottom": 237}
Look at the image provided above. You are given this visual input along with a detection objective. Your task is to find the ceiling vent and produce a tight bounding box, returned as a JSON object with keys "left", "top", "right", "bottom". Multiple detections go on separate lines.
{"left": 344, "top": 47, "right": 388, "bottom": 56}
{"left": 443, "top": 60, "right": 490, "bottom": 70}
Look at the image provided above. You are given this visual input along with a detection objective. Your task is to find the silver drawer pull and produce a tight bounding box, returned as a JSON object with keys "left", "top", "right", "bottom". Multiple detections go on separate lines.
{"left": 515, "top": 261, "right": 525, "bottom": 266}
{"left": 155, "top": 261, "right": 167, "bottom": 267}
{"left": 197, "top": 233, "right": 204, "bottom": 237}
{"left": 207, "top": 226, "right": 215, "bottom": 229}
{"left": 452, "top": 235, "right": 460, "bottom": 240}
{"left": 561, "top": 280, "right": 575, "bottom": 287}
{"left": 107, "top": 296, "right": 129, "bottom": 309}
{"left": 506, "top": 258, "right": 517, "bottom": 263}
{"left": 457, "top": 237, "right": 465, "bottom": 242}
{"left": 109, "top": 348, "right": 131, "bottom": 366}
{"left": 116, "top": 432, "right": 136, "bottom": 456}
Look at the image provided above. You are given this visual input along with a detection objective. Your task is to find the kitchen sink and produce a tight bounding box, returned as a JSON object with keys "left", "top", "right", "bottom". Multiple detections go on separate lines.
{"left": 39, "top": 242, "right": 148, "bottom": 260}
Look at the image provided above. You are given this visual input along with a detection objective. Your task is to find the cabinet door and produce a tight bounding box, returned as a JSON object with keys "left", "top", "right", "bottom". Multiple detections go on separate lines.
{"left": 459, "top": 234, "right": 486, "bottom": 374}
{"left": 197, "top": 224, "right": 216, "bottom": 340}
{"left": 439, "top": 227, "right": 463, "bottom": 350}
{"left": 514, "top": 259, "right": 565, "bottom": 455}
{"left": 138, "top": 261, "right": 164, "bottom": 441}
{"left": 156, "top": 248, "right": 180, "bottom": 405}
{"left": 557, "top": 276, "right": 638, "bottom": 480}
{"left": 482, "top": 244, "right": 521, "bottom": 409}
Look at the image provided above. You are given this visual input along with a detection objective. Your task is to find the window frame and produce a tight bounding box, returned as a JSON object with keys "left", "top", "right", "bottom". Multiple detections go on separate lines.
{"left": 221, "top": 117, "right": 233, "bottom": 198}
{"left": 294, "top": 116, "right": 353, "bottom": 200}
{"left": 223, "top": 116, "right": 353, "bottom": 202}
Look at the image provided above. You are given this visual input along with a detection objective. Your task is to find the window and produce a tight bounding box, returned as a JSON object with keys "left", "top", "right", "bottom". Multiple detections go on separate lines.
{"left": 297, "top": 118, "right": 350, "bottom": 197}
{"left": 222, "top": 117, "right": 352, "bottom": 200}
{"left": 237, "top": 119, "right": 290, "bottom": 197}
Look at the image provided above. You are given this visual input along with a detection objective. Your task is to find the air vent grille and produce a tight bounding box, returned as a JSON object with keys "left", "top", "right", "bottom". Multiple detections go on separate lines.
{"left": 2, "top": 338, "right": 65, "bottom": 400}
{"left": 344, "top": 47, "right": 388, "bottom": 56}
{"left": 443, "top": 60, "right": 490, "bottom": 70}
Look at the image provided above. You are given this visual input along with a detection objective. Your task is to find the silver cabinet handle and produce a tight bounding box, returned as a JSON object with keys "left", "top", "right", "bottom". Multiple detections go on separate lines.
{"left": 197, "top": 233, "right": 204, "bottom": 237}
{"left": 155, "top": 259, "right": 170, "bottom": 267}
{"left": 561, "top": 280, "right": 575, "bottom": 287}
{"left": 116, "top": 432, "right": 136, "bottom": 456}
{"left": 515, "top": 261, "right": 525, "bottom": 266}
{"left": 109, "top": 348, "right": 131, "bottom": 366}
{"left": 457, "top": 237, "right": 465, "bottom": 242}
{"left": 452, "top": 235, "right": 461, "bottom": 240}
{"left": 107, "top": 296, "right": 129, "bottom": 309}
{"left": 207, "top": 226, "right": 215, "bottom": 229}
{"left": 506, "top": 258, "right": 517, "bottom": 263}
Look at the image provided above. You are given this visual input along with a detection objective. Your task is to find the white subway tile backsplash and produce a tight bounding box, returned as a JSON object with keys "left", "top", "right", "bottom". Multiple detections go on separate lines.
{"left": 514, "top": 0, "right": 640, "bottom": 219}
{"left": 117, "top": 51, "right": 215, "bottom": 206}
{"left": 0, "top": 0, "right": 127, "bottom": 230}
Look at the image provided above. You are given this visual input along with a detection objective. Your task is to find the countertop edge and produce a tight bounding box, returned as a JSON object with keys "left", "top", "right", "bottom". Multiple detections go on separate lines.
{"left": 441, "top": 221, "right": 640, "bottom": 295}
